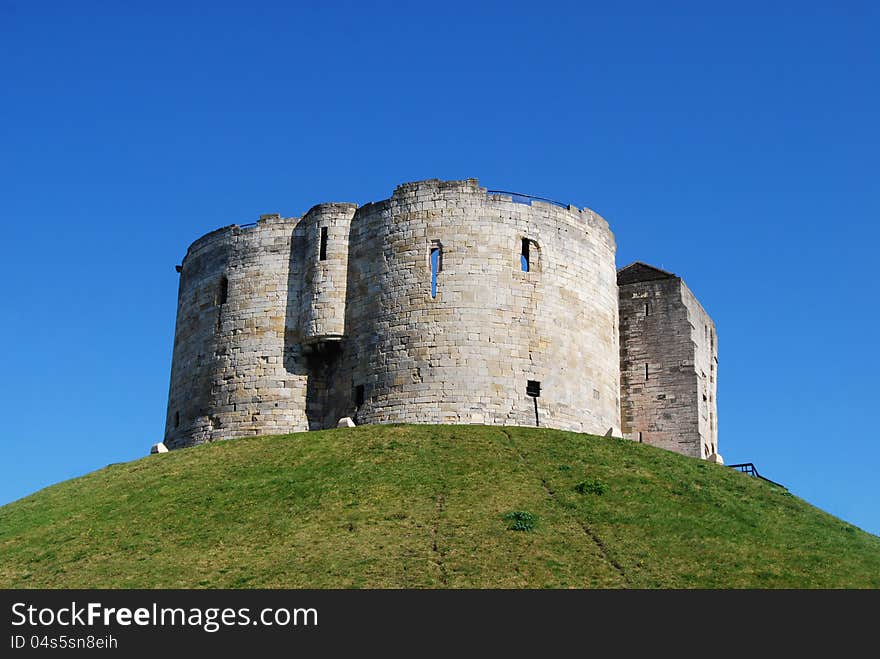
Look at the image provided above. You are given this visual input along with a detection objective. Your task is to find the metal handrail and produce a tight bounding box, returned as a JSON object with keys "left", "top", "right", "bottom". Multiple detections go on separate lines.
{"left": 728, "top": 463, "right": 786, "bottom": 489}
{"left": 487, "top": 189, "right": 570, "bottom": 209}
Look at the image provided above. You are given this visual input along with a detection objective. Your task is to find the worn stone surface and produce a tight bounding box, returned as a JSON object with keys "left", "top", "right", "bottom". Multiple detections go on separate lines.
{"left": 336, "top": 417, "right": 356, "bottom": 428}
{"left": 617, "top": 263, "right": 718, "bottom": 459}
{"left": 339, "top": 179, "right": 620, "bottom": 434}
{"left": 164, "top": 179, "right": 717, "bottom": 459}
{"left": 150, "top": 443, "right": 168, "bottom": 454}
{"left": 164, "top": 214, "right": 309, "bottom": 448}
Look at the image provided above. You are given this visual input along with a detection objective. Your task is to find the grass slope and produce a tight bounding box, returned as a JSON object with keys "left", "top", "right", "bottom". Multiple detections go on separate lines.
{"left": 1, "top": 425, "right": 877, "bottom": 588}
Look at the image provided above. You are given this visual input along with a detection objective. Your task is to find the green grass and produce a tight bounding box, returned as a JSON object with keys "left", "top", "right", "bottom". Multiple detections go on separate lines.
{"left": 0, "top": 424, "right": 877, "bottom": 588}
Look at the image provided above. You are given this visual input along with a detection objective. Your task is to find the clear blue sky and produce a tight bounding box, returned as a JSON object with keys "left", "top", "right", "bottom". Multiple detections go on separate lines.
{"left": 2, "top": 1, "right": 878, "bottom": 535}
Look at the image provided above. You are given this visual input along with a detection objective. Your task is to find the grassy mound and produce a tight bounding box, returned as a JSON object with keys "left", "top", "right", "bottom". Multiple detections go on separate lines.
{"left": 1, "top": 424, "right": 877, "bottom": 588}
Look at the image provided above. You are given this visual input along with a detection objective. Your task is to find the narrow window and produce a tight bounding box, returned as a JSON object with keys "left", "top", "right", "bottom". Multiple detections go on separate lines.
{"left": 645, "top": 302, "right": 651, "bottom": 316}
{"left": 430, "top": 241, "right": 442, "bottom": 299}
{"left": 218, "top": 276, "right": 228, "bottom": 305}
{"left": 319, "top": 226, "right": 328, "bottom": 261}
{"left": 645, "top": 363, "right": 649, "bottom": 380}
{"left": 638, "top": 432, "right": 643, "bottom": 443}
{"left": 354, "top": 384, "right": 365, "bottom": 408}
{"left": 520, "top": 237, "right": 540, "bottom": 272}
{"left": 174, "top": 411, "right": 180, "bottom": 428}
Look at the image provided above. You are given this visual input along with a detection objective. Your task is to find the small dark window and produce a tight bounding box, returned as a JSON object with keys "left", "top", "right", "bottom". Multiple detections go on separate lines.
{"left": 644, "top": 363, "right": 649, "bottom": 380}
{"left": 218, "top": 276, "right": 228, "bottom": 305}
{"left": 174, "top": 411, "right": 180, "bottom": 428}
{"left": 645, "top": 302, "right": 651, "bottom": 316}
{"left": 430, "top": 241, "right": 442, "bottom": 299}
{"left": 354, "top": 384, "right": 365, "bottom": 408}
{"left": 319, "top": 226, "right": 328, "bottom": 261}
{"left": 526, "top": 380, "right": 541, "bottom": 397}
{"left": 638, "top": 431, "right": 643, "bottom": 443}
{"left": 520, "top": 237, "right": 539, "bottom": 272}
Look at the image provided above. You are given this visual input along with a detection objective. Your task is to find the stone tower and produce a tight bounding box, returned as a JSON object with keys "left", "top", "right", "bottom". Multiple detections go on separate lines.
{"left": 163, "top": 179, "right": 718, "bottom": 461}
{"left": 617, "top": 262, "right": 719, "bottom": 460}
{"left": 338, "top": 179, "right": 620, "bottom": 434}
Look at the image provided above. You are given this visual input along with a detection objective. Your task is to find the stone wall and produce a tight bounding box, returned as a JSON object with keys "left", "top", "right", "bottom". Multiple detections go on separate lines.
{"left": 164, "top": 215, "right": 311, "bottom": 448}
{"left": 682, "top": 283, "right": 719, "bottom": 456}
{"left": 338, "top": 179, "right": 621, "bottom": 435}
{"left": 617, "top": 264, "right": 718, "bottom": 458}
{"left": 299, "top": 203, "right": 357, "bottom": 345}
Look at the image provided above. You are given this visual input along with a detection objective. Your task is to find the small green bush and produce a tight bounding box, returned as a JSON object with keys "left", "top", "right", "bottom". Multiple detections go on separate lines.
{"left": 503, "top": 510, "right": 536, "bottom": 531}
{"left": 574, "top": 479, "right": 607, "bottom": 496}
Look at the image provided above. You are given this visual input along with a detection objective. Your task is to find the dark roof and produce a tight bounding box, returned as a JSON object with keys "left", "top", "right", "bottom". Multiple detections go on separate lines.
{"left": 617, "top": 261, "right": 677, "bottom": 286}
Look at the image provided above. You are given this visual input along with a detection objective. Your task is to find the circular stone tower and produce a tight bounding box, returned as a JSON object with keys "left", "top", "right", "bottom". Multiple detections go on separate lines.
{"left": 340, "top": 179, "right": 621, "bottom": 435}
{"left": 163, "top": 214, "right": 309, "bottom": 449}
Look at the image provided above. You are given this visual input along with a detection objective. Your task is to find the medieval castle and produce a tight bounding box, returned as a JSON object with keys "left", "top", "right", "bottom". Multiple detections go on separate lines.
{"left": 163, "top": 178, "right": 719, "bottom": 460}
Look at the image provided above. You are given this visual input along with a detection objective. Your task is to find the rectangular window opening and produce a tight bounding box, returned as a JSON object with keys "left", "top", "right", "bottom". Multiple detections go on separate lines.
{"left": 430, "top": 242, "right": 442, "bottom": 299}
{"left": 644, "top": 363, "right": 649, "bottom": 380}
{"left": 319, "top": 226, "right": 328, "bottom": 261}
{"left": 521, "top": 238, "right": 530, "bottom": 272}
{"left": 354, "top": 384, "right": 365, "bottom": 408}
{"left": 526, "top": 380, "right": 541, "bottom": 397}
{"left": 645, "top": 302, "right": 651, "bottom": 316}
{"left": 218, "top": 276, "right": 228, "bottom": 305}
{"left": 638, "top": 431, "right": 643, "bottom": 443}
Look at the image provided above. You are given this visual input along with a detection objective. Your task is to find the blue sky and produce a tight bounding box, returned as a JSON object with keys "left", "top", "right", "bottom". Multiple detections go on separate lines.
{"left": 1, "top": 1, "right": 878, "bottom": 535}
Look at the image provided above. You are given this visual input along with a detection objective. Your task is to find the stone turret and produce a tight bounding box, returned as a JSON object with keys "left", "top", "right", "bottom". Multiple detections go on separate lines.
{"left": 299, "top": 203, "right": 357, "bottom": 349}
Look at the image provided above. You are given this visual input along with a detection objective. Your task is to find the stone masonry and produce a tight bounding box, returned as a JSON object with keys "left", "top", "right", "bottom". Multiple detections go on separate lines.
{"left": 164, "top": 179, "right": 718, "bottom": 460}
{"left": 617, "top": 263, "right": 718, "bottom": 459}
